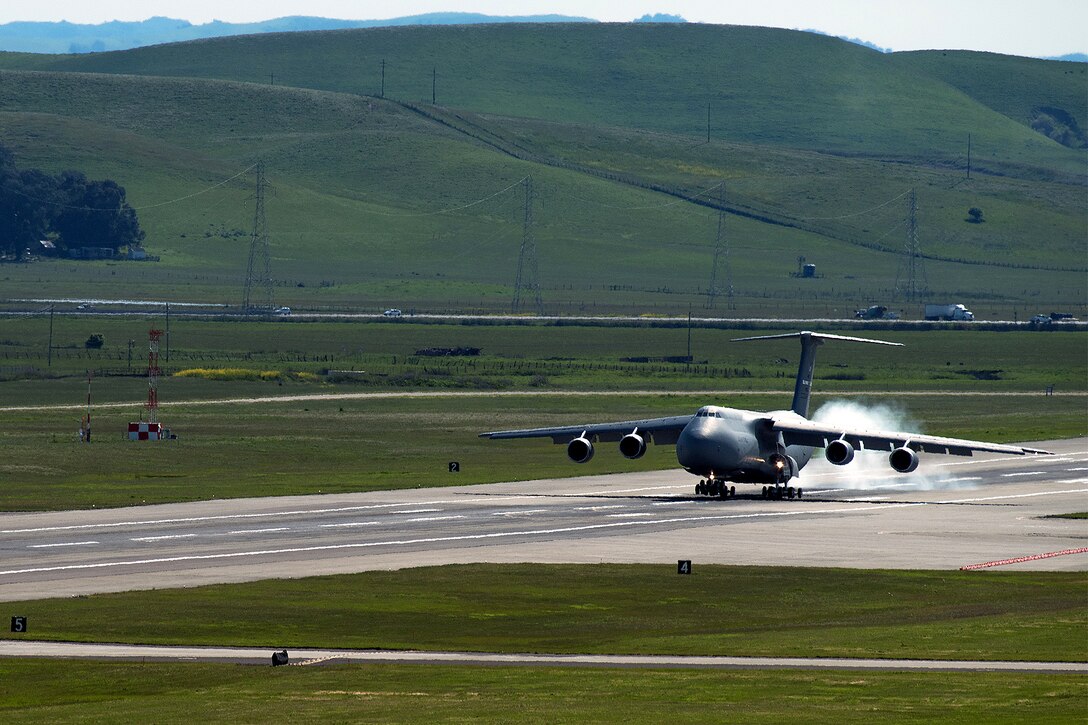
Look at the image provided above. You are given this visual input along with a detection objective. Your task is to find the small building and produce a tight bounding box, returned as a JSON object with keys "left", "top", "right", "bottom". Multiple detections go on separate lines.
{"left": 802, "top": 263, "right": 817, "bottom": 278}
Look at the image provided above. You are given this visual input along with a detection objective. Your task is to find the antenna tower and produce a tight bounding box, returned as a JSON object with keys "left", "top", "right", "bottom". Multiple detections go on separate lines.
{"left": 145, "top": 329, "right": 163, "bottom": 424}
{"left": 895, "top": 188, "right": 928, "bottom": 301}
{"left": 705, "top": 183, "right": 734, "bottom": 310}
{"left": 242, "top": 161, "right": 275, "bottom": 314}
{"left": 512, "top": 176, "right": 543, "bottom": 315}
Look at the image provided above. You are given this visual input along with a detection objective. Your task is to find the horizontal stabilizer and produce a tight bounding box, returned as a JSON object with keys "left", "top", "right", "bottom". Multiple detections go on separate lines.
{"left": 732, "top": 331, "right": 903, "bottom": 347}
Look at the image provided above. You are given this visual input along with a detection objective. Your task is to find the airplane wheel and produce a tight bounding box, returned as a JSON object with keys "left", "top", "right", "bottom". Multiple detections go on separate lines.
{"left": 761, "top": 486, "right": 768, "bottom": 498}
{"left": 797, "top": 488, "right": 803, "bottom": 499}
{"left": 729, "top": 486, "right": 736, "bottom": 498}
{"left": 711, "top": 481, "right": 721, "bottom": 497}
{"left": 696, "top": 481, "right": 705, "bottom": 496}
{"left": 787, "top": 487, "right": 796, "bottom": 499}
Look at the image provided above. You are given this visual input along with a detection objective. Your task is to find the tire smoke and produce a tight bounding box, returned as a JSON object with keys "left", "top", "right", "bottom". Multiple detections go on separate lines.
{"left": 806, "top": 399, "right": 964, "bottom": 491}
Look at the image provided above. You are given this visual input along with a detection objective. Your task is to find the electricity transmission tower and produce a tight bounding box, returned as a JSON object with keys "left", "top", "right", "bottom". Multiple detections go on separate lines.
{"left": 705, "top": 183, "right": 734, "bottom": 310}
{"left": 512, "top": 176, "right": 543, "bottom": 315}
{"left": 242, "top": 161, "right": 275, "bottom": 314}
{"left": 895, "top": 187, "right": 928, "bottom": 301}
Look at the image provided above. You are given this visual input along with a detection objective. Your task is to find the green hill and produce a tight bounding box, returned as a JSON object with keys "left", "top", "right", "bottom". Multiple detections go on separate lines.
{"left": 0, "top": 24, "right": 1083, "bottom": 317}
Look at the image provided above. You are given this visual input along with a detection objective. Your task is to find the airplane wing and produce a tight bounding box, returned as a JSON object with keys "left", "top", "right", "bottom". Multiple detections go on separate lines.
{"left": 770, "top": 415, "right": 1052, "bottom": 457}
{"left": 480, "top": 415, "right": 695, "bottom": 445}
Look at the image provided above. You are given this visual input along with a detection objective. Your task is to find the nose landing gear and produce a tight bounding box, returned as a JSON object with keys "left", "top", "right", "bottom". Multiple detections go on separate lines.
{"left": 695, "top": 479, "right": 736, "bottom": 498}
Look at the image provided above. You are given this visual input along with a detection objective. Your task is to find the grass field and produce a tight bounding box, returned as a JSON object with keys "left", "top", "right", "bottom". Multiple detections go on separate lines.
{"left": 1, "top": 565, "right": 1084, "bottom": 720}
{"left": 5, "top": 564, "right": 1084, "bottom": 661}
{"left": 0, "top": 24, "right": 1083, "bottom": 317}
{"left": 0, "top": 320, "right": 1083, "bottom": 510}
{"left": 0, "top": 660, "right": 1081, "bottom": 724}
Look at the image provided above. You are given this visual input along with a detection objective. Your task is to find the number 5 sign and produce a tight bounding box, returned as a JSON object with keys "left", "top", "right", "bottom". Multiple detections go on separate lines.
{"left": 10, "top": 616, "right": 27, "bottom": 633}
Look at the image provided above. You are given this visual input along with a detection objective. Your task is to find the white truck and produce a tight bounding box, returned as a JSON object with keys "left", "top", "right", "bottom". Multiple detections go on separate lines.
{"left": 924, "top": 303, "right": 974, "bottom": 321}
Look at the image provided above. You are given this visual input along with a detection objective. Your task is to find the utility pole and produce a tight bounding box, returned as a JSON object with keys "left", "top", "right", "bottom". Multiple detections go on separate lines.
{"left": 242, "top": 161, "right": 275, "bottom": 315}
{"left": 165, "top": 302, "right": 170, "bottom": 363}
{"left": 270, "top": 72, "right": 275, "bottom": 86}
{"left": 512, "top": 176, "right": 543, "bottom": 315}
{"left": 47, "top": 305, "right": 54, "bottom": 366}
{"left": 686, "top": 306, "right": 693, "bottom": 362}
{"left": 967, "top": 133, "right": 972, "bottom": 180}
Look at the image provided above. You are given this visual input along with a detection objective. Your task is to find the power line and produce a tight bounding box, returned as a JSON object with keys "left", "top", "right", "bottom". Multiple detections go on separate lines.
{"left": 360, "top": 177, "right": 529, "bottom": 218}
{"left": 1, "top": 163, "right": 258, "bottom": 212}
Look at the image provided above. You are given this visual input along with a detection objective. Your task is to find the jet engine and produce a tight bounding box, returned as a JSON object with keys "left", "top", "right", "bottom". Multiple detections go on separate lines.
{"left": 825, "top": 439, "right": 855, "bottom": 466}
{"left": 889, "top": 446, "right": 919, "bottom": 473}
{"left": 768, "top": 453, "right": 798, "bottom": 482}
{"left": 619, "top": 431, "right": 647, "bottom": 459}
{"left": 567, "top": 435, "right": 595, "bottom": 464}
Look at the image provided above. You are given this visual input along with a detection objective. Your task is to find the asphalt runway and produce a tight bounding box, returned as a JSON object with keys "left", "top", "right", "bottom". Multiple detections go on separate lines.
{"left": 0, "top": 438, "right": 1085, "bottom": 602}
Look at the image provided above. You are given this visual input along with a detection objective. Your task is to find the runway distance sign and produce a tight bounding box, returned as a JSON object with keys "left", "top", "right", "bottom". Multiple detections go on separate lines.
{"left": 677, "top": 560, "right": 692, "bottom": 575}
{"left": 10, "top": 616, "right": 27, "bottom": 633}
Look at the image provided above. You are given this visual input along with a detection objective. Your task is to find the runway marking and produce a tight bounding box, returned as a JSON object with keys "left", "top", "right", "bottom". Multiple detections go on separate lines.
{"left": 320, "top": 522, "right": 380, "bottom": 529}
{"left": 130, "top": 534, "right": 199, "bottom": 542}
{"left": 403, "top": 516, "right": 465, "bottom": 523}
{"left": 1001, "top": 472, "right": 1044, "bottom": 478}
{"left": 0, "top": 502, "right": 457, "bottom": 535}
{"left": 0, "top": 503, "right": 922, "bottom": 577}
{"left": 28, "top": 541, "right": 99, "bottom": 548}
{"left": 606, "top": 513, "right": 654, "bottom": 518}
{"left": 573, "top": 505, "right": 627, "bottom": 511}
{"left": 393, "top": 509, "right": 442, "bottom": 515}
{"left": 961, "top": 547, "right": 1088, "bottom": 571}
{"left": 651, "top": 501, "right": 690, "bottom": 506}
{"left": 226, "top": 528, "right": 290, "bottom": 535}
{"left": 940, "top": 488, "right": 1088, "bottom": 504}
{"left": 491, "top": 510, "right": 549, "bottom": 517}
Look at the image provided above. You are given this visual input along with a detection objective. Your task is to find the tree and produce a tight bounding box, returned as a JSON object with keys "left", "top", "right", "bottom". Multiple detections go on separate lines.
{"left": 53, "top": 172, "right": 144, "bottom": 252}
{"left": 966, "top": 207, "right": 984, "bottom": 224}
{"left": 0, "top": 144, "right": 60, "bottom": 258}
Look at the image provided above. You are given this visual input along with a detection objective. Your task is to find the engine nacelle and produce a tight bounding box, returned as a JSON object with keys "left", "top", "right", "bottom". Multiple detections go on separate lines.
{"left": 825, "top": 439, "right": 855, "bottom": 466}
{"left": 567, "top": 436, "right": 595, "bottom": 464}
{"left": 619, "top": 432, "right": 647, "bottom": 460}
{"left": 889, "top": 446, "right": 919, "bottom": 473}
{"left": 768, "top": 453, "right": 798, "bottom": 483}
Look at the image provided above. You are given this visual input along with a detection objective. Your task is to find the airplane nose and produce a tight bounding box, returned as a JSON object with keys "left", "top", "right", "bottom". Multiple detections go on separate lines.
{"left": 677, "top": 421, "right": 724, "bottom": 474}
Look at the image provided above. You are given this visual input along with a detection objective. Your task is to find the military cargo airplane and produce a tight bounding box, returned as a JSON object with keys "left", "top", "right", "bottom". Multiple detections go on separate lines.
{"left": 480, "top": 331, "right": 1051, "bottom": 499}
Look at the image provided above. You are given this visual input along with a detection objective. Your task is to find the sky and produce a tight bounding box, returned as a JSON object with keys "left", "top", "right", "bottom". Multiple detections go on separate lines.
{"left": 1, "top": 1, "right": 1084, "bottom": 58}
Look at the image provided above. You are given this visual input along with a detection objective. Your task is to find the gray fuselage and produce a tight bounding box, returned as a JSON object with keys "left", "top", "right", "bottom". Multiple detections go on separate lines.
{"left": 675, "top": 405, "right": 814, "bottom": 483}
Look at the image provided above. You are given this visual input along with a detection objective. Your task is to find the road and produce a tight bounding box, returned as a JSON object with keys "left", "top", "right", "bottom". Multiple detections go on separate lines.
{"left": 0, "top": 438, "right": 1084, "bottom": 602}
{"left": 1, "top": 640, "right": 1084, "bottom": 674}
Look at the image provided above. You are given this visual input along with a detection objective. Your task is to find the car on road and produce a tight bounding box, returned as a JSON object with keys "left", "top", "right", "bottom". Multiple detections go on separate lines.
{"left": 383, "top": 308, "right": 402, "bottom": 317}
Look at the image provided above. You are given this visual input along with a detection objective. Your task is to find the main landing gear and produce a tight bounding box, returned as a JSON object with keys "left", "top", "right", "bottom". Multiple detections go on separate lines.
{"left": 695, "top": 479, "right": 736, "bottom": 498}
{"left": 761, "top": 485, "right": 803, "bottom": 500}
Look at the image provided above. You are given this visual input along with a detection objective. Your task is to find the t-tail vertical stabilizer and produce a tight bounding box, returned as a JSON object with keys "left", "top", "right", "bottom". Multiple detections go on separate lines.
{"left": 732, "top": 331, "right": 903, "bottom": 417}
